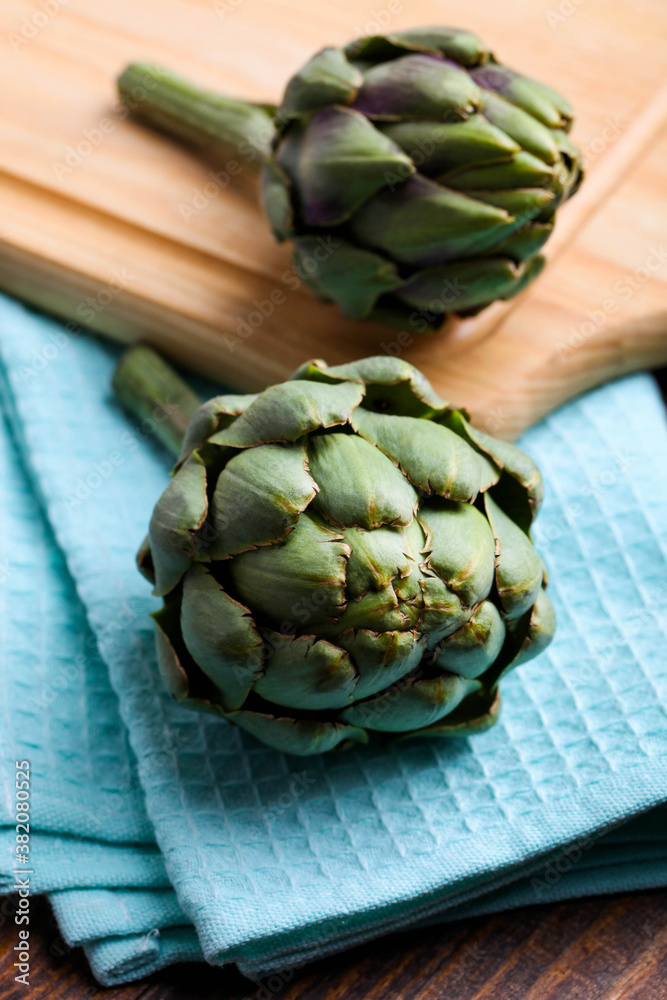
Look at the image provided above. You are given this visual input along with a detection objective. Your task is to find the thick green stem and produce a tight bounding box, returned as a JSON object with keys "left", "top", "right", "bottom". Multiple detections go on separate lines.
{"left": 112, "top": 345, "right": 202, "bottom": 455}
{"left": 117, "top": 63, "right": 277, "bottom": 167}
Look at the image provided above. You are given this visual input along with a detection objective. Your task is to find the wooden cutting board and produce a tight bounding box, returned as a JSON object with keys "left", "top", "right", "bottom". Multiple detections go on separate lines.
{"left": 1, "top": 0, "right": 667, "bottom": 437}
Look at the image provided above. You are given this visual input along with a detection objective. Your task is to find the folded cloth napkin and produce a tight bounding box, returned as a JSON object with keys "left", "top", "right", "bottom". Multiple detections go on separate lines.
{"left": 0, "top": 405, "right": 202, "bottom": 980}
{"left": 0, "top": 293, "right": 666, "bottom": 984}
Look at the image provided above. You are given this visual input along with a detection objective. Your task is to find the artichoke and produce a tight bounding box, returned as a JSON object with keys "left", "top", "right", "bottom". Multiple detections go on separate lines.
{"left": 128, "top": 353, "right": 555, "bottom": 756}
{"left": 118, "top": 27, "right": 583, "bottom": 333}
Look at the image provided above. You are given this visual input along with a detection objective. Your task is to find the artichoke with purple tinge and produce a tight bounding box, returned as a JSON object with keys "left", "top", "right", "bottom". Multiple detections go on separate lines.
{"left": 118, "top": 26, "right": 583, "bottom": 332}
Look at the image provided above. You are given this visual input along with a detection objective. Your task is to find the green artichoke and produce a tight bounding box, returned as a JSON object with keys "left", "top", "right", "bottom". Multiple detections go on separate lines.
{"left": 118, "top": 28, "right": 582, "bottom": 332}
{"left": 133, "top": 354, "right": 555, "bottom": 756}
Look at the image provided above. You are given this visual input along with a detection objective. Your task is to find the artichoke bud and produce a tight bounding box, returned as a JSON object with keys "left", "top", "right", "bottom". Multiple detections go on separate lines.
{"left": 119, "top": 29, "right": 582, "bottom": 332}
{"left": 263, "top": 26, "right": 583, "bottom": 330}
{"left": 142, "top": 357, "right": 555, "bottom": 755}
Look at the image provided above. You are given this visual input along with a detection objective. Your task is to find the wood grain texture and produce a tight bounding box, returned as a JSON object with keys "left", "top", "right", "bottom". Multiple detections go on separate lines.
{"left": 0, "top": 0, "right": 667, "bottom": 435}
{"left": 2, "top": 891, "right": 667, "bottom": 999}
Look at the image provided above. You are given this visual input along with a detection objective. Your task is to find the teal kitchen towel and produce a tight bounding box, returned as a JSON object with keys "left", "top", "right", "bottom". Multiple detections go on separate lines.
{"left": 0, "top": 404, "right": 202, "bottom": 981}
{"left": 0, "top": 294, "right": 666, "bottom": 983}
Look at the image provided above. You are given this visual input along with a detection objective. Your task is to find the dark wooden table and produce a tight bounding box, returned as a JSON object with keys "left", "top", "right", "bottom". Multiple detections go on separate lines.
{"left": 3, "top": 369, "right": 667, "bottom": 999}
{"left": 2, "top": 890, "right": 667, "bottom": 999}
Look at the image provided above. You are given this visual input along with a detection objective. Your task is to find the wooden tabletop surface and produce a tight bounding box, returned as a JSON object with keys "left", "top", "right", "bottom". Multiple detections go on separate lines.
{"left": 2, "top": 889, "right": 667, "bottom": 1000}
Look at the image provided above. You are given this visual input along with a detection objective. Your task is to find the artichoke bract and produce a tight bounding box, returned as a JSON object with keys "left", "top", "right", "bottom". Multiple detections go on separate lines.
{"left": 134, "top": 355, "right": 555, "bottom": 756}
{"left": 118, "top": 27, "right": 583, "bottom": 333}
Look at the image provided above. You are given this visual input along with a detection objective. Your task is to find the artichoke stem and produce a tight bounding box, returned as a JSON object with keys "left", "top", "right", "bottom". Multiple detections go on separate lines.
{"left": 117, "top": 63, "right": 277, "bottom": 166}
{"left": 112, "top": 344, "right": 202, "bottom": 455}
